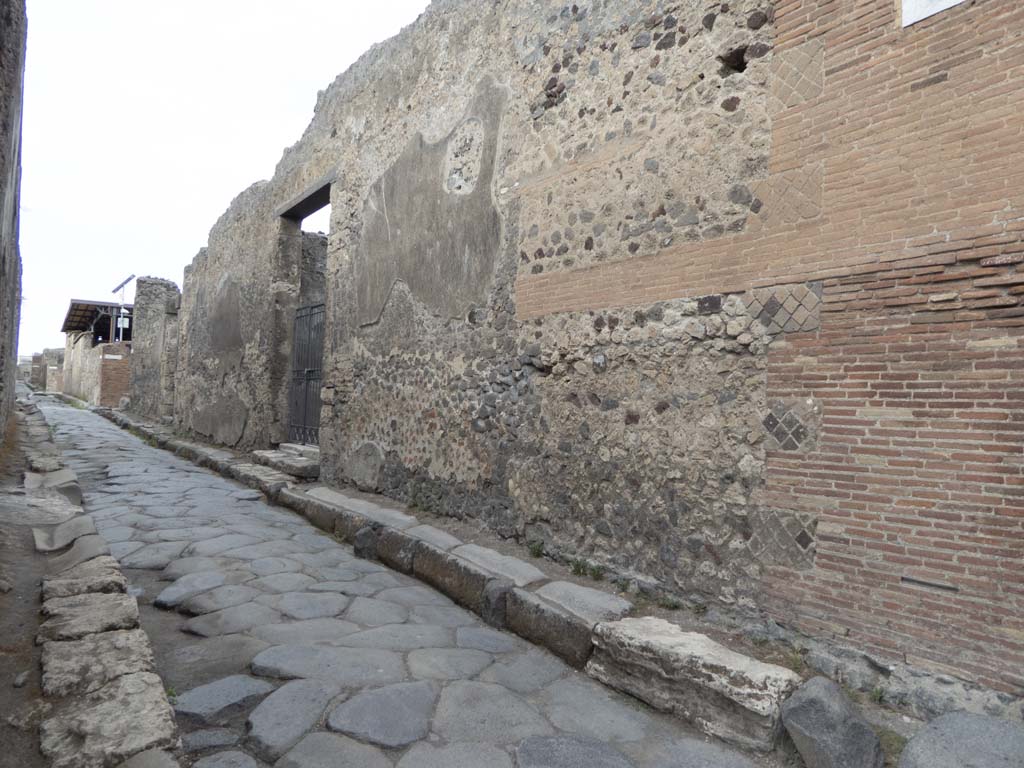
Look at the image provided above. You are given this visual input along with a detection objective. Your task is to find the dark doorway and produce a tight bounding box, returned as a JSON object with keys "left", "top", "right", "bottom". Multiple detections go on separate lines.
{"left": 288, "top": 303, "right": 325, "bottom": 445}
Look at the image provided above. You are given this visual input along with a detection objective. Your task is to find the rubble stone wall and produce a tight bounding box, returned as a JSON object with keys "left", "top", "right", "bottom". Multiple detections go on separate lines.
{"left": 129, "top": 277, "right": 180, "bottom": 422}
{"left": 168, "top": 0, "right": 1023, "bottom": 700}
{"left": 0, "top": 0, "right": 26, "bottom": 440}
{"left": 63, "top": 336, "right": 130, "bottom": 407}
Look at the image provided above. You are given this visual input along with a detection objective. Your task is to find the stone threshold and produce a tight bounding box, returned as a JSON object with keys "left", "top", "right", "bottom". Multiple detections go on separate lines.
{"left": 94, "top": 406, "right": 803, "bottom": 754}
{"left": 21, "top": 397, "right": 178, "bottom": 767}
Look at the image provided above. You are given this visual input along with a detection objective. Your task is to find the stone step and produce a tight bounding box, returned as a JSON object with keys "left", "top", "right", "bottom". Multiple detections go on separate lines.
{"left": 279, "top": 443, "right": 320, "bottom": 461}
{"left": 252, "top": 450, "right": 320, "bottom": 480}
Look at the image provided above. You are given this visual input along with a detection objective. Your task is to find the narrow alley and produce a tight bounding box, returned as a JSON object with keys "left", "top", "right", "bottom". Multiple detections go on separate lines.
{"left": 36, "top": 395, "right": 764, "bottom": 768}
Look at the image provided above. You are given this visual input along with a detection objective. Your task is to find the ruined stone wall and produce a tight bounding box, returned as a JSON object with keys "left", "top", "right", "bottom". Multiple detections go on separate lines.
{"left": 63, "top": 335, "right": 130, "bottom": 407}
{"left": 130, "top": 277, "right": 180, "bottom": 422}
{"left": 0, "top": 0, "right": 26, "bottom": 441}
{"left": 176, "top": 0, "right": 1023, "bottom": 699}
{"left": 42, "top": 347, "right": 64, "bottom": 391}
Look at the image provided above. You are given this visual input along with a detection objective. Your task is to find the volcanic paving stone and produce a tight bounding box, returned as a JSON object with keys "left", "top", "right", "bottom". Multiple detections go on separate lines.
{"left": 276, "top": 733, "right": 391, "bottom": 768}
{"left": 408, "top": 647, "right": 494, "bottom": 680}
{"left": 517, "top": 736, "right": 636, "bottom": 768}
{"left": 782, "top": 676, "right": 883, "bottom": 768}
{"left": 173, "top": 674, "right": 276, "bottom": 726}
{"left": 397, "top": 743, "right": 514, "bottom": 768}
{"left": 245, "top": 678, "right": 342, "bottom": 761}
{"left": 183, "top": 602, "right": 282, "bottom": 636}
{"left": 192, "top": 753, "right": 258, "bottom": 768}
{"left": 433, "top": 680, "right": 554, "bottom": 743}
{"left": 251, "top": 644, "right": 406, "bottom": 687}
{"left": 898, "top": 711, "right": 1024, "bottom": 768}
{"left": 327, "top": 681, "right": 438, "bottom": 747}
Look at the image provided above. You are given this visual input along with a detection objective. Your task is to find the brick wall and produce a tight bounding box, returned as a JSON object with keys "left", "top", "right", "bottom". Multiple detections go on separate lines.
{"left": 98, "top": 342, "right": 131, "bottom": 408}
{"left": 514, "top": 0, "right": 1024, "bottom": 695}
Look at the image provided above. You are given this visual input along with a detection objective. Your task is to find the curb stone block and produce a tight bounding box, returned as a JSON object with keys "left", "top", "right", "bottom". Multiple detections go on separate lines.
{"left": 405, "top": 524, "right": 462, "bottom": 552}
{"left": 377, "top": 528, "right": 417, "bottom": 574}
{"left": 587, "top": 617, "right": 801, "bottom": 753}
{"left": 354, "top": 526, "right": 379, "bottom": 561}
{"left": 481, "top": 578, "right": 513, "bottom": 629}
{"left": 451, "top": 544, "right": 546, "bottom": 588}
{"left": 33, "top": 514, "right": 97, "bottom": 552}
{"left": 506, "top": 588, "right": 596, "bottom": 668}
{"left": 412, "top": 543, "right": 492, "bottom": 612}
{"left": 47, "top": 534, "right": 112, "bottom": 574}
{"left": 781, "top": 676, "right": 883, "bottom": 768}
{"left": 42, "top": 555, "right": 127, "bottom": 600}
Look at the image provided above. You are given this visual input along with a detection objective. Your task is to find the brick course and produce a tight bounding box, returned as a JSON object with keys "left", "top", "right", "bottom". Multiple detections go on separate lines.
{"left": 515, "top": 0, "right": 1024, "bottom": 694}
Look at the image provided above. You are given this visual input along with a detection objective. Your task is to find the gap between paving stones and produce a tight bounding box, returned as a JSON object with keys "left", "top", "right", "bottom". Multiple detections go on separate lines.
{"left": 94, "top": 404, "right": 803, "bottom": 754}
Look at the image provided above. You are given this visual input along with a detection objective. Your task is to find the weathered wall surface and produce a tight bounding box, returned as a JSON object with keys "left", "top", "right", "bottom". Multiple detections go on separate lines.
{"left": 173, "top": 0, "right": 1023, "bottom": 703}
{"left": 63, "top": 336, "right": 130, "bottom": 407}
{"left": 0, "top": 0, "right": 26, "bottom": 439}
{"left": 42, "top": 347, "right": 64, "bottom": 391}
{"left": 130, "top": 277, "right": 180, "bottom": 422}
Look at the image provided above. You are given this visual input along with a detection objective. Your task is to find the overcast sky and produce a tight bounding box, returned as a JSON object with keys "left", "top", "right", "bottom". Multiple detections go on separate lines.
{"left": 17, "top": 0, "right": 430, "bottom": 356}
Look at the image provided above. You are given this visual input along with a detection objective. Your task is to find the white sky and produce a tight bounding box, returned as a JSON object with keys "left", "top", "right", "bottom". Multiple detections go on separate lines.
{"left": 17, "top": 0, "right": 430, "bottom": 356}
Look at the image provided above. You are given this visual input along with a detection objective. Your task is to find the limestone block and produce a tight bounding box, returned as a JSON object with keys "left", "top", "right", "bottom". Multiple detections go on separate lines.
{"left": 37, "top": 592, "right": 139, "bottom": 643}
{"left": 507, "top": 582, "right": 631, "bottom": 668}
{"left": 252, "top": 450, "right": 319, "bottom": 479}
{"left": 41, "top": 629, "right": 155, "bottom": 697}
{"left": 33, "top": 514, "right": 97, "bottom": 552}
{"left": 39, "top": 672, "right": 177, "bottom": 768}
{"left": 47, "top": 534, "right": 111, "bottom": 573}
{"left": 406, "top": 524, "right": 462, "bottom": 552}
{"left": 412, "top": 543, "right": 491, "bottom": 612}
{"left": 307, "top": 486, "right": 417, "bottom": 530}
{"left": 451, "top": 544, "right": 546, "bottom": 587}
{"left": 25, "top": 468, "right": 82, "bottom": 505}
{"left": 42, "top": 555, "right": 126, "bottom": 599}
{"left": 227, "top": 463, "right": 293, "bottom": 497}
{"left": 586, "top": 617, "right": 801, "bottom": 752}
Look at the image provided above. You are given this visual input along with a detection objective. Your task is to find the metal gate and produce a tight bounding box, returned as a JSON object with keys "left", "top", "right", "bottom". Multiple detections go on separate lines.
{"left": 288, "top": 304, "right": 325, "bottom": 445}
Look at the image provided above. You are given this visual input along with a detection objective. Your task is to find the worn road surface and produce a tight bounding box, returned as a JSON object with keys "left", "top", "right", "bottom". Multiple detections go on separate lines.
{"left": 39, "top": 397, "right": 766, "bottom": 768}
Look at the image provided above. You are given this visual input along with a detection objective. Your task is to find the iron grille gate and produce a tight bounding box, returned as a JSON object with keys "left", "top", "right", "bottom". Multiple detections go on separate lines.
{"left": 288, "top": 304, "right": 325, "bottom": 445}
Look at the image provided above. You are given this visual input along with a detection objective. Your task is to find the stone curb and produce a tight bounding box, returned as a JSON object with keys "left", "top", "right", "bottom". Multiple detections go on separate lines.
{"left": 27, "top": 399, "right": 181, "bottom": 767}
{"left": 93, "top": 405, "right": 810, "bottom": 754}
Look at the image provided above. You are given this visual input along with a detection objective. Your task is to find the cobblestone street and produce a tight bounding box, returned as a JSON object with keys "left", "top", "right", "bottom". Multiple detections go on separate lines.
{"left": 37, "top": 397, "right": 763, "bottom": 768}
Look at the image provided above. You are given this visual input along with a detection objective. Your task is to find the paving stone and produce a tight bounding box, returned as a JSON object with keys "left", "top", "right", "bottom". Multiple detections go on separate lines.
{"left": 192, "top": 753, "right": 257, "bottom": 768}
{"left": 539, "top": 677, "right": 650, "bottom": 742}
{"left": 182, "top": 728, "right": 239, "bottom": 752}
{"left": 174, "top": 674, "right": 276, "bottom": 726}
{"left": 587, "top": 617, "right": 801, "bottom": 752}
{"left": 41, "top": 629, "right": 154, "bottom": 696}
{"left": 250, "top": 618, "right": 360, "bottom": 645}
{"left": 164, "top": 635, "right": 270, "bottom": 690}
{"left": 516, "top": 735, "right": 634, "bottom": 768}
{"left": 102, "top": 525, "right": 139, "bottom": 542}
{"left": 456, "top": 626, "right": 522, "bottom": 654}
{"left": 344, "top": 596, "right": 408, "bottom": 627}
{"left": 621, "top": 736, "right": 759, "bottom": 768}
{"left": 116, "top": 749, "right": 181, "bottom": 768}
{"left": 451, "top": 544, "right": 546, "bottom": 587}
{"left": 245, "top": 678, "right": 341, "bottom": 761}
{"left": 408, "top": 648, "right": 493, "bottom": 680}
{"left": 122, "top": 541, "right": 189, "bottom": 569}
{"left": 327, "top": 680, "right": 438, "bottom": 747}
{"left": 37, "top": 592, "right": 139, "bottom": 642}
{"left": 337, "top": 624, "right": 452, "bottom": 651}
{"left": 275, "top": 732, "right": 391, "bottom": 768}
{"left": 182, "top": 585, "right": 263, "bottom": 615}
{"left": 221, "top": 541, "right": 309, "bottom": 560}
{"left": 39, "top": 672, "right": 177, "bottom": 768}
{"left": 162, "top": 556, "right": 236, "bottom": 580}
{"left": 154, "top": 570, "right": 231, "bottom": 609}
{"left": 251, "top": 644, "right": 406, "bottom": 687}
{"left": 249, "top": 572, "right": 316, "bottom": 593}
{"left": 109, "top": 540, "right": 145, "bottom": 559}
{"left": 316, "top": 580, "right": 379, "bottom": 597}
{"left": 480, "top": 650, "right": 568, "bottom": 693}
{"left": 184, "top": 602, "right": 283, "bottom": 637}
{"left": 263, "top": 591, "right": 350, "bottom": 620}
{"left": 249, "top": 556, "right": 303, "bottom": 576}
{"left": 48, "top": 534, "right": 111, "bottom": 573}
{"left": 898, "top": 711, "right": 1024, "bottom": 768}
{"left": 409, "top": 604, "right": 478, "bottom": 627}
{"left": 433, "top": 680, "right": 554, "bottom": 743}
{"left": 782, "top": 676, "right": 884, "bottom": 768}
{"left": 397, "top": 743, "right": 513, "bottom": 768}
{"left": 42, "top": 555, "right": 127, "bottom": 599}
{"left": 186, "top": 534, "right": 263, "bottom": 557}
{"left": 33, "top": 514, "right": 97, "bottom": 552}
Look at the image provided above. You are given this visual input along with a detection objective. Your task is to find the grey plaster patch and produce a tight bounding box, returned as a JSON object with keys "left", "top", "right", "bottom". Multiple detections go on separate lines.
{"left": 327, "top": 680, "right": 438, "bottom": 747}
{"left": 251, "top": 644, "right": 406, "bottom": 687}
{"left": 433, "top": 680, "right": 553, "bottom": 743}
{"left": 174, "top": 674, "right": 276, "bottom": 726}
{"left": 245, "top": 678, "right": 341, "bottom": 761}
